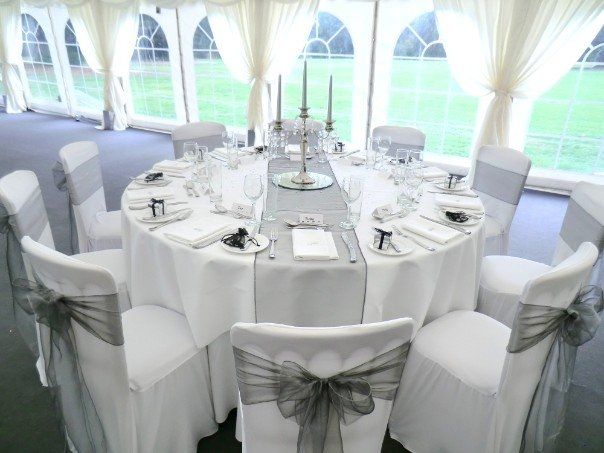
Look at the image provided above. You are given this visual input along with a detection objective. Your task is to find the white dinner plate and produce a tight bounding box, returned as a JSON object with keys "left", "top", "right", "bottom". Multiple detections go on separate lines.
{"left": 137, "top": 209, "right": 186, "bottom": 223}
{"left": 367, "top": 239, "right": 413, "bottom": 256}
{"left": 221, "top": 234, "right": 269, "bottom": 254}
{"left": 432, "top": 181, "right": 468, "bottom": 192}
{"left": 133, "top": 178, "right": 169, "bottom": 187}
{"left": 437, "top": 210, "right": 480, "bottom": 226}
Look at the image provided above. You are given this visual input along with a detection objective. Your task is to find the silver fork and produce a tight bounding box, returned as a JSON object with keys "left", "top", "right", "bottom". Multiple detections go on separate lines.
{"left": 391, "top": 224, "right": 436, "bottom": 252}
{"left": 268, "top": 228, "right": 278, "bottom": 259}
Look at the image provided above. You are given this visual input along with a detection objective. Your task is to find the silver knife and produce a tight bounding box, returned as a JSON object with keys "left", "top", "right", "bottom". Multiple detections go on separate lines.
{"left": 341, "top": 232, "right": 357, "bottom": 263}
{"left": 420, "top": 215, "right": 471, "bottom": 235}
{"left": 427, "top": 191, "right": 478, "bottom": 198}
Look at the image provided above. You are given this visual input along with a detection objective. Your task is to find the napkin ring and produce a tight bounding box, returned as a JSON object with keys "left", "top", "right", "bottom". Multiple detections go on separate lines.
{"left": 221, "top": 228, "right": 259, "bottom": 249}
{"left": 444, "top": 175, "right": 459, "bottom": 189}
{"left": 148, "top": 198, "right": 165, "bottom": 217}
{"left": 373, "top": 228, "right": 392, "bottom": 250}
{"left": 145, "top": 171, "right": 164, "bottom": 182}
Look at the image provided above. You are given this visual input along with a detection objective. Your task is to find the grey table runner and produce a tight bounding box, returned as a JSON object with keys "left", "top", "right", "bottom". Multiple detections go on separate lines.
{"left": 254, "top": 157, "right": 367, "bottom": 327}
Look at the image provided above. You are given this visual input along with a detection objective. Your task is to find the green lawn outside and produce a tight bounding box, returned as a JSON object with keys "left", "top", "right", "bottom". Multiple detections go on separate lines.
{"left": 25, "top": 57, "right": 603, "bottom": 174}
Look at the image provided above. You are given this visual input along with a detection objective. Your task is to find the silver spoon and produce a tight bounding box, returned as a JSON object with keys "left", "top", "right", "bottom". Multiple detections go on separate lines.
{"left": 283, "top": 218, "right": 332, "bottom": 228}
{"left": 149, "top": 209, "right": 192, "bottom": 231}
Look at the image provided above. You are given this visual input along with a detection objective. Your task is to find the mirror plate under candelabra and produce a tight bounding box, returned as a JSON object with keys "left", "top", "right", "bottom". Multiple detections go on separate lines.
{"left": 276, "top": 172, "right": 333, "bottom": 191}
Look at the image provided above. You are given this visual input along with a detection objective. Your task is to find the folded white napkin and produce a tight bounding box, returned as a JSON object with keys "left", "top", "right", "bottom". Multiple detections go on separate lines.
{"left": 153, "top": 160, "right": 192, "bottom": 172}
{"left": 397, "top": 217, "right": 460, "bottom": 244}
{"left": 292, "top": 229, "right": 339, "bottom": 261}
{"left": 434, "top": 194, "right": 483, "bottom": 211}
{"left": 164, "top": 219, "right": 233, "bottom": 248}
{"left": 126, "top": 187, "right": 175, "bottom": 203}
{"left": 423, "top": 167, "right": 449, "bottom": 179}
{"left": 211, "top": 147, "right": 229, "bottom": 159}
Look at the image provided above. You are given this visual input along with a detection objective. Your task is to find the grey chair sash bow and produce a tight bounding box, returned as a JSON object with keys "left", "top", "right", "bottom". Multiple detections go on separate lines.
{"left": 12, "top": 277, "right": 124, "bottom": 453}
{"left": 53, "top": 158, "right": 105, "bottom": 254}
{"left": 0, "top": 201, "right": 38, "bottom": 353}
{"left": 234, "top": 342, "right": 410, "bottom": 453}
{"left": 508, "top": 286, "right": 603, "bottom": 453}
{"left": 472, "top": 160, "right": 527, "bottom": 205}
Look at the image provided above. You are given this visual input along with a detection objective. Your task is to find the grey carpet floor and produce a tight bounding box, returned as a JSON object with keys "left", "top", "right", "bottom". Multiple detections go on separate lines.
{"left": 0, "top": 111, "right": 602, "bottom": 452}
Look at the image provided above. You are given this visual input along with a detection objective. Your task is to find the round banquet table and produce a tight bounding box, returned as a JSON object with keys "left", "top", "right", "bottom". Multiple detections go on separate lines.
{"left": 121, "top": 152, "right": 485, "bottom": 421}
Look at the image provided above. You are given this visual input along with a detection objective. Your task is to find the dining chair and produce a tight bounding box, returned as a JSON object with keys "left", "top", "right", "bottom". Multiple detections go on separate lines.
{"left": 21, "top": 236, "right": 218, "bottom": 453}
{"left": 57, "top": 141, "right": 121, "bottom": 253}
{"left": 231, "top": 318, "right": 415, "bottom": 453}
{"left": 172, "top": 121, "right": 226, "bottom": 159}
{"left": 372, "top": 125, "right": 426, "bottom": 154}
{"left": 388, "top": 242, "right": 598, "bottom": 453}
{"left": 471, "top": 145, "right": 531, "bottom": 256}
{"left": 478, "top": 181, "right": 604, "bottom": 327}
{"left": 0, "top": 170, "right": 130, "bottom": 313}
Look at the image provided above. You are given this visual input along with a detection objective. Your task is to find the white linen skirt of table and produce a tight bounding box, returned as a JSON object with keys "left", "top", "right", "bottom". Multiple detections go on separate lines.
{"left": 121, "top": 155, "right": 485, "bottom": 423}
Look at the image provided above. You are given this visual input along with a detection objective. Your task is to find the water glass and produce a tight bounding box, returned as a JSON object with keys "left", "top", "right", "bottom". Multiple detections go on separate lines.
{"left": 340, "top": 176, "right": 364, "bottom": 229}
{"left": 244, "top": 174, "right": 264, "bottom": 226}
{"left": 393, "top": 148, "right": 407, "bottom": 185}
{"left": 262, "top": 174, "right": 279, "bottom": 222}
{"left": 196, "top": 145, "right": 208, "bottom": 163}
{"left": 377, "top": 136, "right": 391, "bottom": 169}
{"left": 349, "top": 194, "right": 363, "bottom": 228}
{"left": 222, "top": 130, "right": 235, "bottom": 149}
{"left": 403, "top": 164, "right": 424, "bottom": 209}
{"left": 207, "top": 162, "right": 222, "bottom": 203}
{"left": 227, "top": 145, "right": 239, "bottom": 170}
{"left": 406, "top": 149, "right": 423, "bottom": 165}
{"left": 183, "top": 142, "right": 198, "bottom": 164}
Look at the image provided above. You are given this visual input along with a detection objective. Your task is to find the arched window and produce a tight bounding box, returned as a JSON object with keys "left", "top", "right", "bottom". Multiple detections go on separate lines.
{"left": 285, "top": 12, "right": 354, "bottom": 140}
{"left": 129, "top": 14, "right": 176, "bottom": 120}
{"left": 21, "top": 13, "right": 60, "bottom": 103}
{"left": 65, "top": 20, "right": 103, "bottom": 111}
{"left": 193, "top": 17, "right": 247, "bottom": 128}
{"left": 525, "top": 26, "right": 603, "bottom": 174}
{"left": 388, "top": 12, "right": 477, "bottom": 157}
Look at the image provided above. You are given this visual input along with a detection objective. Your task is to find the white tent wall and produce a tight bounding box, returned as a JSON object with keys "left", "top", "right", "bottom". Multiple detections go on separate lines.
{"left": 0, "top": 0, "right": 602, "bottom": 191}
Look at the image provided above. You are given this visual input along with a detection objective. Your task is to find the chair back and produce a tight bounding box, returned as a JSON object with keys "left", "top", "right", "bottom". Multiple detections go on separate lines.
{"left": 172, "top": 121, "right": 226, "bottom": 159}
{"left": 552, "top": 182, "right": 604, "bottom": 286}
{"left": 21, "top": 236, "right": 134, "bottom": 453}
{"left": 58, "top": 141, "right": 107, "bottom": 253}
{"left": 231, "top": 318, "right": 414, "bottom": 453}
{"left": 372, "top": 125, "right": 425, "bottom": 154}
{"left": 472, "top": 145, "right": 531, "bottom": 234}
{"left": 495, "top": 242, "right": 598, "bottom": 452}
{"left": 0, "top": 170, "right": 54, "bottom": 250}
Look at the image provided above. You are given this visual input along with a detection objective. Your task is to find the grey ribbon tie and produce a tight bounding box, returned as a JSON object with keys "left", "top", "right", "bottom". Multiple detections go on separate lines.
{"left": 234, "top": 342, "right": 409, "bottom": 453}
{"left": 13, "top": 278, "right": 124, "bottom": 453}
{"left": 472, "top": 160, "right": 527, "bottom": 205}
{"left": 508, "top": 286, "right": 603, "bottom": 453}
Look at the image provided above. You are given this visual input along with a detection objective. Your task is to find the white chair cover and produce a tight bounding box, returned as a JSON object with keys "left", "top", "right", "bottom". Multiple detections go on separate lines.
{"left": 389, "top": 242, "right": 598, "bottom": 453}
{"left": 478, "top": 181, "right": 604, "bottom": 327}
{"left": 172, "top": 121, "right": 226, "bottom": 159}
{"left": 472, "top": 145, "right": 531, "bottom": 256}
{"left": 56, "top": 141, "right": 122, "bottom": 253}
{"left": 21, "top": 237, "right": 218, "bottom": 453}
{"left": 372, "top": 125, "right": 426, "bottom": 154}
{"left": 231, "top": 319, "right": 414, "bottom": 453}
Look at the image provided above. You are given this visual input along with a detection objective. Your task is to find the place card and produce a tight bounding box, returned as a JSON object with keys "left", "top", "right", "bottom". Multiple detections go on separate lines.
{"left": 231, "top": 202, "right": 253, "bottom": 218}
{"left": 299, "top": 213, "right": 324, "bottom": 225}
{"left": 372, "top": 204, "right": 393, "bottom": 219}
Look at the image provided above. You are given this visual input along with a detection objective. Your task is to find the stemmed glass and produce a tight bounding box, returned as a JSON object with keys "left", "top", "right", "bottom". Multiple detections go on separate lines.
{"left": 340, "top": 176, "right": 364, "bottom": 229}
{"left": 366, "top": 137, "right": 379, "bottom": 170}
{"left": 403, "top": 163, "right": 424, "bottom": 210}
{"left": 244, "top": 174, "right": 264, "bottom": 226}
{"left": 376, "top": 136, "right": 391, "bottom": 169}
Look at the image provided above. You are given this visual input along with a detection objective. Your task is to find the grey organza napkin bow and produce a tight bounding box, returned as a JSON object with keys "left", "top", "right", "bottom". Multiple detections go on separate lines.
{"left": 12, "top": 278, "right": 124, "bottom": 453}
{"left": 508, "top": 286, "right": 603, "bottom": 453}
{"left": 234, "top": 343, "right": 410, "bottom": 453}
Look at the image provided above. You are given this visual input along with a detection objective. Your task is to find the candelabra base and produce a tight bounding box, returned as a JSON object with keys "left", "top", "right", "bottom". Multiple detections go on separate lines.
{"left": 291, "top": 170, "right": 316, "bottom": 185}
{"left": 277, "top": 172, "right": 333, "bottom": 191}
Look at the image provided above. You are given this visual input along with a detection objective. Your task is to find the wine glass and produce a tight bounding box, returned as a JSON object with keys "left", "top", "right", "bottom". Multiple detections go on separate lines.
{"left": 403, "top": 163, "right": 424, "bottom": 210}
{"left": 366, "top": 137, "right": 379, "bottom": 170}
{"left": 340, "top": 176, "right": 363, "bottom": 229}
{"left": 244, "top": 174, "right": 264, "bottom": 226}
{"left": 183, "top": 142, "right": 198, "bottom": 164}
{"left": 377, "top": 136, "right": 391, "bottom": 169}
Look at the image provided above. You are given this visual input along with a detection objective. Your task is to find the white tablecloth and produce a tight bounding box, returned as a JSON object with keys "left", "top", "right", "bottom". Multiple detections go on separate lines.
{"left": 122, "top": 156, "right": 485, "bottom": 349}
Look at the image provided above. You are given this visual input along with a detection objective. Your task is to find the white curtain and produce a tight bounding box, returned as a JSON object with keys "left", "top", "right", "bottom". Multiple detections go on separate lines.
{"left": 434, "top": 0, "right": 604, "bottom": 169}
{"left": 0, "top": 0, "right": 26, "bottom": 113}
{"left": 205, "top": 0, "right": 319, "bottom": 134}
{"left": 67, "top": 0, "right": 139, "bottom": 130}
